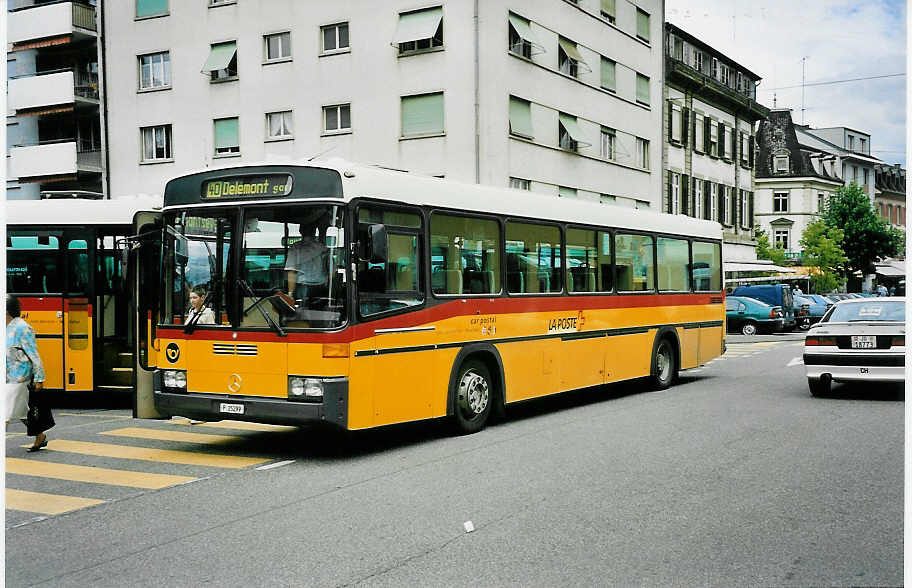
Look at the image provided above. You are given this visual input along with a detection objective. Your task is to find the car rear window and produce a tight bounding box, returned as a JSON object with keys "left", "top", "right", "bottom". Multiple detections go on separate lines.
{"left": 826, "top": 301, "right": 905, "bottom": 322}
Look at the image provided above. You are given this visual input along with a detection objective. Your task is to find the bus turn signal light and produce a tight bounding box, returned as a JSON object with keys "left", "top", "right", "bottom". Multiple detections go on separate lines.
{"left": 322, "top": 343, "right": 349, "bottom": 358}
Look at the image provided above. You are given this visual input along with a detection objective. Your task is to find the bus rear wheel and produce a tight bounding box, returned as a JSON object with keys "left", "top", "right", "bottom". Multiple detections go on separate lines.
{"left": 452, "top": 359, "right": 492, "bottom": 435}
{"left": 650, "top": 337, "right": 677, "bottom": 390}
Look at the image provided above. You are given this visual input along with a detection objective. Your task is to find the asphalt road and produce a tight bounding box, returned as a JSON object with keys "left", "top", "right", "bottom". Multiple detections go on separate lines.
{"left": 5, "top": 339, "right": 903, "bottom": 587}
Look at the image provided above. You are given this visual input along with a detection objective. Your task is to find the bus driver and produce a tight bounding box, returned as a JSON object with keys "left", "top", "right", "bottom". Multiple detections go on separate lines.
{"left": 284, "top": 212, "right": 329, "bottom": 307}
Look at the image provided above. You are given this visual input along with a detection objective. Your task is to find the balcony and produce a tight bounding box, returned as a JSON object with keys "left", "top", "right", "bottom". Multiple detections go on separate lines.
{"left": 8, "top": 69, "right": 98, "bottom": 116}
{"left": 9, "top": 2, "right": 96, "bottom": 51}
{"left": 9, "top": 140, "right": 102, "bottom": 183}
{"left": 665, "top": 58, "right": 770, "bottom": 122}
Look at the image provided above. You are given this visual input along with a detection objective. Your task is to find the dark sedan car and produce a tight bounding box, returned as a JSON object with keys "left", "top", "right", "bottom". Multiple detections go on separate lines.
{"left": 726, "top": 296, "right": 785, "bottom": 335}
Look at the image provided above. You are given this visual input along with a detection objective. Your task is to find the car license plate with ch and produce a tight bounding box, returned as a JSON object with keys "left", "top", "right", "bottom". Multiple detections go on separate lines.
{"left": 851, "top": 335, "right": 876, "bottom": 349}
{"left": 219, "top": 403, "right": 245, "bottom": 414}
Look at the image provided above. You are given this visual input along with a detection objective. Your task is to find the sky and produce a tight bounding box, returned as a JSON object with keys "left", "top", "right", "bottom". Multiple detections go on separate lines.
{"left": 665, "top": 0, "right": 907, "bottom": 166}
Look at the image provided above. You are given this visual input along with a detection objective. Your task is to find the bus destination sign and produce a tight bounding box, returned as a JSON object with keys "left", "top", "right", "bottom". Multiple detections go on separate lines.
{"left": 202, "top": 175, "right": 293, "bottom": 199}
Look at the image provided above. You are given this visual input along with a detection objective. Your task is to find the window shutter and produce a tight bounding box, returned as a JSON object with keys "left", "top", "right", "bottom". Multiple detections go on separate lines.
{"left": 214, "top": 117, "right": 239, "bottom": 149}
{"left": 508, "top": 96, "right": 534, "bottom": 139}
{"left": 636, "top": 9, "right": 650, "bottom": 41}
{"left": 401, "top": 92, "right": 444, "bottom": 137}
{"left": 703, "top": 179, "right": 711, "bottom": 220}
{"left": 681, "top": 108, "right": 689, "bottom": 146}
{"left": 137, "top": 0, "right": 168, "bottom": 18}
{"left": 692, "top": 112, "right": 697, "bottom": 146}
{"left": 717, "top": 122, "right": 725, "bottom": 157}
{"left": 600, "top": 57, "right": 616, "bottom": 91}
{"left": 704, "top": 117, "right": 711, "bottom": 152}
{"left": 717, "top": 185, "right": 725, "bottom": 223}
{"left": 681, "top": 174, "right": 689, "bottom": 216}
{"left": 733, "top": 189, "right": 740, "bottom": 228}
{"left": 667, "top": 102, "right": 674, "bottom": 141}
{"left": 749, "top": 136, "right": 755, "bottom": 168}
{"left": 732, "top": 128, "right": 738, "bottom": 161}
{"left": 666, "top": 172, "right": 673, "bottom": 213}
{"left": 749, "top": 192, "right": 755, "bottom": 228}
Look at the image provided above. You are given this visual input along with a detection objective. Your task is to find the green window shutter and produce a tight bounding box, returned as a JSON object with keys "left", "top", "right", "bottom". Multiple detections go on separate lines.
{"left": 636, "top": 9, "right": 650, "bottom": 41}
{"left": 401, "top": 92, "right": 444, "bottom": 137}
{"left": 508, "top": 96, "right": 534, "bottom": 139}
{"left": 558, "top": 37, "right": 585, "bottom": 63}
{"left": 558, "top": 113, "right": 586, "bottom": 143}
{"left": 394, "top": 7, "right": 443, "bottom": 44}
{"left": 136, "top": 0, "right": 168, "bottom": 18}
{"left": 600, "top": 57, "right": 616, "bottom": 91}
{"left": 636, "top": 74, "right": 650, "bottom": 105}
{"left": 601, "top": 0, "right": 616, "bottom": 18}
{"left": 559, "top": 186, "right": 577, "bottom": 199}
{"left": 214, "top": 118, "right": 239, "bottom": 149}
{"left": 202, "top": 42, "right": 237, "bottom": 72}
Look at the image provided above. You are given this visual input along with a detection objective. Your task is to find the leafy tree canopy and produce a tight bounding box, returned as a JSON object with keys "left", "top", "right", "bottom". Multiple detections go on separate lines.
{"left": 754, "top": 226, "right": 787, "bottom": 265}
{"left": 821, "top": 184, "right": 901, "bottom": 274}
{"left": 799, "top": 219, "right": 847, "bottom": 293}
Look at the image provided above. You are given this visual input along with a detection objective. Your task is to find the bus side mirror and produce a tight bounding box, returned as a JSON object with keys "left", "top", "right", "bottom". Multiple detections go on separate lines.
{"left": 368, "top": 224, "right": 387, "bottom": 264}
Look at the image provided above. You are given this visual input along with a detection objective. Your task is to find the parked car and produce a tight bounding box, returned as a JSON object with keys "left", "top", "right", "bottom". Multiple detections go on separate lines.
{"left": 732, "top": 284, "right": 796, "bottom": 331}
{"left": 794, "top": 294, "right": 829, "bottom": 329}
{"left": 793, "top": 295, "right": 812, "bottom": 330}
{"left": 804, "top": 297, "right": 905, "bottom": 396}
{"left": 726, "top": 296, "right": 785, "bottom": 335}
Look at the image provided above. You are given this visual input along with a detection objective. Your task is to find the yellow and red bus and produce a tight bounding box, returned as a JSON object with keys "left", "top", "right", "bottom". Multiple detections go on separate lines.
{"left": 148, "top": 162, "right": 723, "bottom": 433}
{"left": 6, "top": 197, "right": 160, "bottom": 400}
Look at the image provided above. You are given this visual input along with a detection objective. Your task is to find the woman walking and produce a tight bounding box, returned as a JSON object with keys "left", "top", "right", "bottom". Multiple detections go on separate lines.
{"left": 6, "top": 295, "right": 54, "bottom": 451}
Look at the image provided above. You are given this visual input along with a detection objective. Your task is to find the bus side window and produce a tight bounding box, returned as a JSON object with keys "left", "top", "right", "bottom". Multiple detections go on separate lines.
{"left": 7, "top": 234, "right": 61, "bottom": 294}
{"left": 357, "top": 206, "right": 423, "bottom": 317}
{"left": 430, "top": 213, "right": 500, "bottom": 296}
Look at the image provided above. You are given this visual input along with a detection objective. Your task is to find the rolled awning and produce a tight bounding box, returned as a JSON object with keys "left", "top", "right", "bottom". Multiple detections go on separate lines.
{"left": 393, "top": 7, "right": 443, "bottom": 44}
{"left": 202, "top": 42, "right": 237, "bottom": 72}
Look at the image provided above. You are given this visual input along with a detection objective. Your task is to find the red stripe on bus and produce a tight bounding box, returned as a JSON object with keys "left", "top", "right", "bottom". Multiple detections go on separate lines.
{"left": 17, "top": 297, "right": 63, "bottom": 311}
{"left": 158, "top": 292, "right": 720, "bottom": 344}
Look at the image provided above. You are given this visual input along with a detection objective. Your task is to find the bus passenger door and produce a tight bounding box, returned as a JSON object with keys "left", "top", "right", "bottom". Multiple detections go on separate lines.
{"left": 64, "top": 232, "right": 93, "bottom": 392}
{"left": 133, "top": 213, "right": 163, "bottom": 418}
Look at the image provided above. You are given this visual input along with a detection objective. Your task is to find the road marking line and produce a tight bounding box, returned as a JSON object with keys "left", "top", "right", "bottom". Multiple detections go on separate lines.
{"left": 256, "top": 460, "right": 295, "bottom": 471}
{"left": 167, "top": 419, "right": 296, "bottom": 432}
{"left": 7, "top": 457, "right": 195, "bottom": 489}
{"left": 787, "top": 357, "right": 804, "bottom": 367}
{"left": 56, "top": 413, "right": 132, "bottom": 418}
{"left": 100, "top": 427, "right": 243, "bottom": 445}
{"left": 20, "top": 440, "right": 270, "bottom": 469}
{"left": 6, "top": 489, "right": 104, "bottom": 515}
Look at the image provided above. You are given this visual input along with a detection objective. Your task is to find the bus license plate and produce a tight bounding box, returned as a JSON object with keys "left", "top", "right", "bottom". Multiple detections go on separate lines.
{"left": 851, "top": 336, "right": 876, "bottom": 349}
{"left": 219, "top": 403, "right": 245, "bottom": 415}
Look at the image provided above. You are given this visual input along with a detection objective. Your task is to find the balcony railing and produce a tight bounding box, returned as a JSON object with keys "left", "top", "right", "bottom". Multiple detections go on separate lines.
{"left": 665, "top": 58, "right": 769, "bottom": 120}
{"left": 8, "top": 68, "right": 98, "bottom": 112}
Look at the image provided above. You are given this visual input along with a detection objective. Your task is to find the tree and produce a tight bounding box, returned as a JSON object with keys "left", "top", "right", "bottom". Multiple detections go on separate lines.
{"left": 754, "top": 226, "right": 787, "bottom": 265}
{"left": 821, "top": 184, "right": 901, "bottom": 284}
{"left": 799, "top": 220, "right": 847, "bottom": 293}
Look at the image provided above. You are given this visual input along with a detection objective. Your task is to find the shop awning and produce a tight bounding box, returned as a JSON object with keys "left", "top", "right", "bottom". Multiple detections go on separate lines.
{"left": 393, "top": 7, "right": 443, "bottom": 45}
{"left": 202, "top": 42, "right": 237, "bottom": 72}
{"left": 875, "top": 265, "right": 905, "bottom": 277}
{"left": 724, "top": 262, "right": 796, "bottom": 273}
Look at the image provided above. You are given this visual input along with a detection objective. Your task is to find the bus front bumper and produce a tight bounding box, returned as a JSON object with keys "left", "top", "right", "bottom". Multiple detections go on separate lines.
{"left": 154, "top": 380, "right": 348, "bottom": 428}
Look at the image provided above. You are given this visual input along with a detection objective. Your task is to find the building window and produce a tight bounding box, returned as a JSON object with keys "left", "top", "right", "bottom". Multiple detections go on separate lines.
{"left": 710, "top": 183, "right": 718, "bottom": 221}
{"left": 852, "top": 165, "right": 858, "bottom": 182}
{"left": 636, "top": 74, "right": 650, "bottom": 105}
{"left": 401, "top": 92, "right": 444, "bottom": 138}
{"left": 774, "top": 228, "right": 790, "bottom": 250}
{"left": 847, "top": 135, "right": 854, "bottom": 150}
{"left": 671, "top": 173, "right": 680, "bottom": 215}
{"left": 266, "top": 111, "right": 293, "bottom": 140}
{"left": 818, "top": 192, "right": 826, "bottom": 213}
{"left": 204, "top": 41, "right": 238, "bottom": 81}
{"left": 636, "top": 8, "right": 650, "bottom": 42}
{"left": 138, "top": 51, "right": 170, "bottom": 90}
{"left": 600, "top": 127, "right": 616, "bottom": 160}
{"left": 210, "top": 0, "right": 235, "bottom": 5}
{"left": 323, "top": 103, "right": 351, "bottom": 133}
{"left": 863, "top": 168, "right": 869, "bottom": 187}
{"left": 136, "top": 0, "right": 168, "bottom": 18}
{"left": 321, "top": 22, "right": 349, "bottom": 53}
{"left": 740, "top": 133, "right": 749, "bottom": 164}
{"left": 636, "top": 137, "right": 649, "bottom": 169}
{"left": 709, "top": 119, "right": 718, "bottom": 155}
{"left": 601, "top": 194, "right": 616, "bottom": 204}
{"left": 395, "top": 6, "right": 443, "bottom": 55}
{"left": 773, "top": 191, "right": 789, "bottom": 213}
{"left": 264, "top": 32, "right": 291, "bottom": 62}
{"left": 508, "top": 13, "right": 534, "bottom": 59}
{"left": 711, "top": 58, "right": 718, "bottom": 80}
{"left": 558, "top": 37, "right": 585, "bottom": 78}
{"left": 558, "top": 186, "right": 577, "bottom": 199}
{"left": 672, "top": 36, "right": 683, "bottom": 60}
{"left": 859, "top": 137, "right": 866, "bottom": 153}
{"left": 509, "top": 177, "right": 530, "bottom": 190}
{"left": 741, "top": 190, "right": 751, "bottom": 228}
{"left": 140, "top": 125, "right": 172, "bottom": 161}
{"left": 600, "top": 57, "right": 616, "bottom": 92}
{"left": 509, "top": 96, "right": 534, "bottom": 139}
{"left": 722, "top": 126, "right": 731, "bottom": 159}
{"left": 671, "top": 107, "right": 681, "bottom": 142}
{"left": 694, "top": 114, "right": 704, "bottom": 152}
{"left": 213, "top": 117, "right": 240, "bottom": 155}
{"left": 601, "top": 0, "right": 616, "bottom": 23}
{"left": 774, "top": 155, "right": 789, "bottom": 173}
{"left": 694, "top": 50, "right": 703, "bottom": 73}
{"left": 694, "top": 179, "right": 703, "bottom": 218}
{"left": 559, "top": 113, "right": 583, "bottom": 151}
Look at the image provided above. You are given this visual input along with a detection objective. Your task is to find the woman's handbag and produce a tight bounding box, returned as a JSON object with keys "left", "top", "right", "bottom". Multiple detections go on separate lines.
{"left": 4, "top": 382, "right": 29, "bottom": 421}
{"left": 25, "top": 382, "right": 55, "bottom": 437}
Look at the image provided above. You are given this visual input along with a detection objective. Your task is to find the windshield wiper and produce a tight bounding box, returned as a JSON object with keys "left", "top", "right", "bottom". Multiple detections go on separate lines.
{"left": 239, "top": 279, "right": 286, "bottom": 337}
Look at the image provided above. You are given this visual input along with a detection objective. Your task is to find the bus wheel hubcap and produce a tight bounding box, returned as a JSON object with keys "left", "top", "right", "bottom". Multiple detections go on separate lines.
{"left": 458, "top": 371, "right": 489, "bottom": 416}
{"left": 657, "top": 345, "right": 671, "bottom": 380}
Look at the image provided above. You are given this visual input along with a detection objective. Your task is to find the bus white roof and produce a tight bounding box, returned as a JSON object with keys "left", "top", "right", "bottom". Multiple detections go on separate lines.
{"left": 165, "top": 158, "right": 722, "bottom": 241}
{"left": 6, "top": 196, "right": 162, "bottom": 226}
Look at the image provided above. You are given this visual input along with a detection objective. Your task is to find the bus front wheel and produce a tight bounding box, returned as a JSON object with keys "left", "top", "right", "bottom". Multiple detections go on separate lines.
{"left": 452, "top": 359, "right": 493, "bottom": 435}
{"left": 650, "top": 337, "right": 677, "bottom": 390}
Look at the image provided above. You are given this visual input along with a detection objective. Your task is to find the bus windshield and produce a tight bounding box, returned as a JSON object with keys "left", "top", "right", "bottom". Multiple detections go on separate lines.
{"left": 239, "top": 204, "right": 347, "bottom": 329}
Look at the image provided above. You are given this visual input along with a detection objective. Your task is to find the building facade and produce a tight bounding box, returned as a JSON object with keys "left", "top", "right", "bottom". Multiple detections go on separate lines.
{"left": 103, "top": 0, "right": 664, "bottom": 208}
{"left": 662, "top": 23, "right": 769, "bottom": 263}
{"left": 755, "top": 109, "right": 881, "bottom": 260}
{"left": 874, "top": 163, "right": 905, "bottom": 232}
{"left": 7, "top": 0, "right": 105, "bottom": 200}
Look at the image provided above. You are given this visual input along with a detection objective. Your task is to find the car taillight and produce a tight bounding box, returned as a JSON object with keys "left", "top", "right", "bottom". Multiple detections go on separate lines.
{"left": 769, "top": 308, "right": 778, "bottom": 318}
{"left": 806, "top": 336, "right": 837, "bottom": 346}
{"left": 891, "top": 335, "right": 905, "bottom": 347}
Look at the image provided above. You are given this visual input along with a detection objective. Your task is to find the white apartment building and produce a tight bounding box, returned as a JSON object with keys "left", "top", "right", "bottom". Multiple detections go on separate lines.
{"left": 662, "top": 23, "right": 769, "bottom": 263}
{"left": 7, "top": 0, "right": 104, "bottom": 200}
{"left": 102, "top": 0, "right": 663, "bottom": 208}
{"left": 755, "top": 109, "right": 879, "bottom": 259}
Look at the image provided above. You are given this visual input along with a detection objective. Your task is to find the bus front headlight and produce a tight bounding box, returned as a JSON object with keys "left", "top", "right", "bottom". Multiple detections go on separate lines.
{"left": 288, "top": 376, "right": 324, "bottom": 401}
{"left": 163, "top": 370, "right": 187, "bottom": 390}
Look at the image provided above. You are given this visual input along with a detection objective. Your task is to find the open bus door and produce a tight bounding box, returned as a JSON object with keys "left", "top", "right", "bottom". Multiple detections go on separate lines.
{"left": 132, "top": 211, "right": 163, "bottom": 418}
